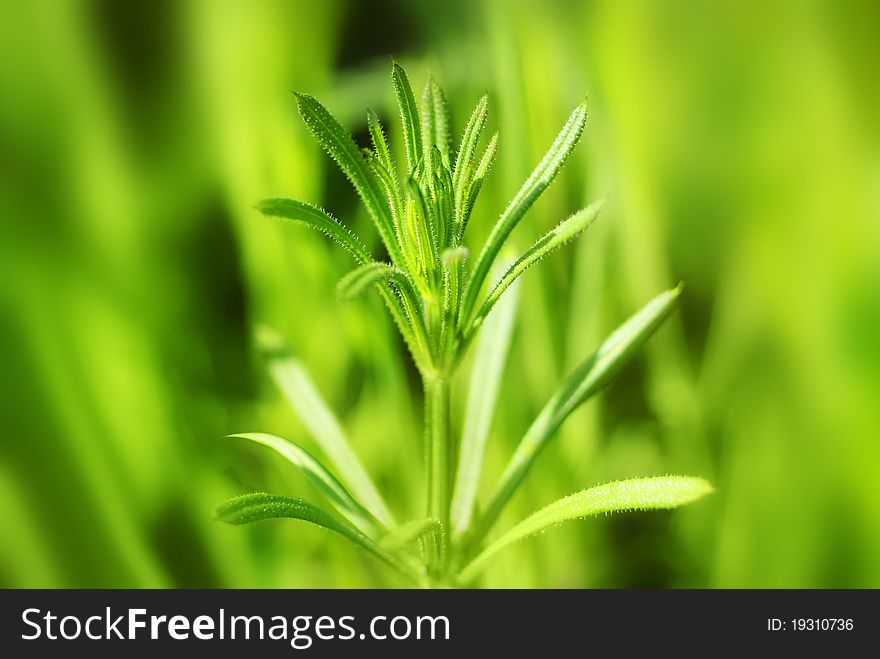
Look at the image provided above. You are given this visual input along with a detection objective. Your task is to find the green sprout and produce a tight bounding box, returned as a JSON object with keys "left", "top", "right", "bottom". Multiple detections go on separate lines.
{"left": 216, "top": 62, "right": 712, "bottom": 587}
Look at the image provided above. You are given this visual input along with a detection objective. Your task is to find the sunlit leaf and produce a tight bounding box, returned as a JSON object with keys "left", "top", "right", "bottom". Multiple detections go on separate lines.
{"left": 228, "top": 433, "right": 381, "bottom": 536}
{"left": 336, "top": 262, "right": 416, "bottom": 303}
{"left": 472, "top": 285, "right": 683, "bottom": 540}
{"left": 367, "top": 109, "right": 403, "bottom": 223}
{"left": 461, "top": 101, "right": 588, "bottom": 325}
{"left": 469, "top": 198, "right": 604, "bottom": 334}
{"left": 458, "top": 477, "right": 712, "bottom": 582}
{"left": 451, "top": 266, "right": 519, "bottom": 536}
{"left": 457, "top": 131, "right": 499, "bottom": 242}
{"left": 293, "top": 92, "right": 401, "bottom": 264}
{"left": 216, "top": 493, "right": 412, "bottom": 581}
{"left": 392, "top": 62, "right": 422, "bottom": 174}
{"left": 256, "top": 328, "right": 395, "bottom": 526}
{"left": 367, "top": 108, "right": 397, "bottom": 186}
{"left": 421, "top": 76, "right": 451, "bottom": 159}
{"left": 452, "top": 95, "right": 489, "bottom": 217}
{"left": 257, "top": 198, "right": 370, "bottom": 263}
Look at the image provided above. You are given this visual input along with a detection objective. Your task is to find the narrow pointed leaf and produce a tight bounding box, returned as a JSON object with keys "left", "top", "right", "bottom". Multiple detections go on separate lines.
{"left": 293, "top": 92, "right": 401, "bottom": 264}
{"left": 457, "top": 131, "right": 498, "bottom": 241}
{"left": 474, "top": 130, "right": 499, "bottom": 181}
{"left": 451, "top": 268, "right": 519, "bottom": 536}
{"left": 392, "top": 62, "right": 422, "bottom": 174}
{"left": 452, "top": 95, "right": 489, "bottom": 205}
{"left": 472, "top": 285, "right": 683, "bottom": 540}
{"left": 337, "top": 263, "right": 425, "bottom": 341}
{"left": 378, "top": 286, "right": 432, "bottom": 375}
{"left": 366, "top": 110, "right": 403, "bottom": 226}
{"left": 459, "top": 477, "right": 712, "bottom": 582}
{"left": 421, "top": 77, "right": 451, "bottom": 158}
{"left": 338, "top": 262, "right": 402, "bottom": 301}
{"left": 228, "top": 433, "right": 381, "bottom": 536}
{"left": 216, "top": 493, "right": 412, "bottom": 581}
{"left": 256, "top": 328, "right": 395, "bottom": 526}
{"left": 257, "top": 198, "right": 370, "bottom": 263}
{"left": 461, "top": 101, "right": 588, "bottom": 325}
{"left": 367, "top": 108, "right": 396, "bottom": 183}
{"left": 470, "top": 198, "right": 604, "bottom": 333}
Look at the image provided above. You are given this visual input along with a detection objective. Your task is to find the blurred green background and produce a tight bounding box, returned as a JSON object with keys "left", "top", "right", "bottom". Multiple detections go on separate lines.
{"left": 1, "top": 0, "right": 879, "bottom": 588}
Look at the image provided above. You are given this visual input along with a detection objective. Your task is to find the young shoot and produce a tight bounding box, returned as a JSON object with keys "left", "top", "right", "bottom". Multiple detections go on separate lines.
{"left": 217, "top": 62, "right": 711, "bottom": 587}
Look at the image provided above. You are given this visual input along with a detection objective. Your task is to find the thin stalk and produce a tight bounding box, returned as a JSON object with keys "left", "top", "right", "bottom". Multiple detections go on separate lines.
{"left": 424, "top": 374, "right": 451, "bottom": 574}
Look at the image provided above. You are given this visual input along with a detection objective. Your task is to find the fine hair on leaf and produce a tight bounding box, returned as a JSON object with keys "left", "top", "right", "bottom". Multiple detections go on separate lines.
{"left": 225, "top": 62, "right": 711, "bottom": 588}
{"left": 458, "top": 477, "right": 712, "bottom": 582}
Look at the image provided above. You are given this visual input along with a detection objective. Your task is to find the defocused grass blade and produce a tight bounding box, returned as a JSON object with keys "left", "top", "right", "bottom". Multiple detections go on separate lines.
{"left": 257, "top": 198, "right": 370, "bottom": 263}
{"left": 379, "top": 517, "right": 442, "bottom": 553}
{"left": 228, "top": 433, "right": 381, "bottom": 536}
{"left": 293, "top": 92, "right": 402, "bottom": 264}
{"left": 471, "top": 285, "right": 683, "bottom": 541}
{"left": 215, "top": 493, "right": 413, "bottom": 581}
{"left": 392, "top": 62, "right": 423, "bottom": 174}
{"left": 451, "top": 269, "right": 520, "bottom": 537}
{"left": 461, "top": 101, "right": 588, "bottom": 325}
{"left": 458, "top": 477, "right": 712, "bottom": 583}
{"left": 469, "top": 199, "right": 603, "bottom": 336}
{"left": 256, "top": 328, "right": 395, "bottom": 526}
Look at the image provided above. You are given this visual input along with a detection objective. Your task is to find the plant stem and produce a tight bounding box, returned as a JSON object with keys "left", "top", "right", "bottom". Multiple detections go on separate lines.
{"left": 424, "top": 373, "right": 451, "bottom": 574}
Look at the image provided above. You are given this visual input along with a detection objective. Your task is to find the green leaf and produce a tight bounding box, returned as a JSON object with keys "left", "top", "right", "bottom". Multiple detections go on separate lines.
{"left": 421, "top": 76, "right": 451, "bottom": 159}
{"left": 474, "top": 130, "right": 499, "bottom": 181}
{"left": 469, "top": 198, "right": 604, "bottom": 334}
{"left": 450, "top": 266, "right": 519, "bottom": 537}
{"left": 391, "top": 62, "right": 422, "bottom": 174}
{"left": 471, "top": 285, "right": 683, "bottom": 540}
{"left": 337, "top": 263, "right": 427, "bottom": 347}
{"left": 256, "top": 327, "right": 395, "bottom": 527}
{"left": 367, "top": 109, "right": 403, "bottom": 224}
{"left": 452, "top": 95, "right": 489, "bottom": 212}
{"left": 257, "top": 198, "right": 370, "bottom": 263}
{"left": 458, "top": 477, "right": 712, "bottom": 583}
{"left": 457, "top": 131, "right": 499, "bottom": 242}
{"left": 336, "top": 262, "right": 412, "bottom": 302}
{"left": 406, "top": 177, "right": 440, "bottom": 267}
{"left": 461, "top": 101, "right": 588, "bottom": 325}
{"left": 293, "top": 92, "right": 402, "bottom": 264}
{"left": 379, "top": 517, "right": 442, "bottom": 553}
{"left": 367, "top": 108, "right": 397, "bottom": 185}
{"left": 227, "top": 433, "right": 381, "bottom": 536}
{"left": 216, "top": 493, "right": 413, "bottom": 581}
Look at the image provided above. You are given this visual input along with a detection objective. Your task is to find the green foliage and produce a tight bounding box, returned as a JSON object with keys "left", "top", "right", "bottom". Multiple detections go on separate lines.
{"left": 220, "top": 63, "right": 710, "bottom": 587}
{"left": 379, "top": 518, "right": 442, "bottom": 553}
{"left": 469, "top": 285, "right": 685, "bottom": 543}
{"left": 215, "top": 494, "right": 415, "bottom": 582}
{"left": 227, "top": 433, "right": 381, "bottom": 536}
{"left": 468, "top": 198, "right": 604, "bottom": 337}
{"left": 451, "top": 263, "right": 520, "bottom": 537}
{"left": 458, "top": 477, "right": 713, "bottom": 583}
{"left": 256, "top": 198, "right": 370, "bottom": 263}
{"left": 293, "top": 92, "right": 402, "bottom": 264}
{"left": 255, "top": 328, "right": 395, "bottom": 526}
{"left": 459, "top": 101, "right": 589, "bottom": 327}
